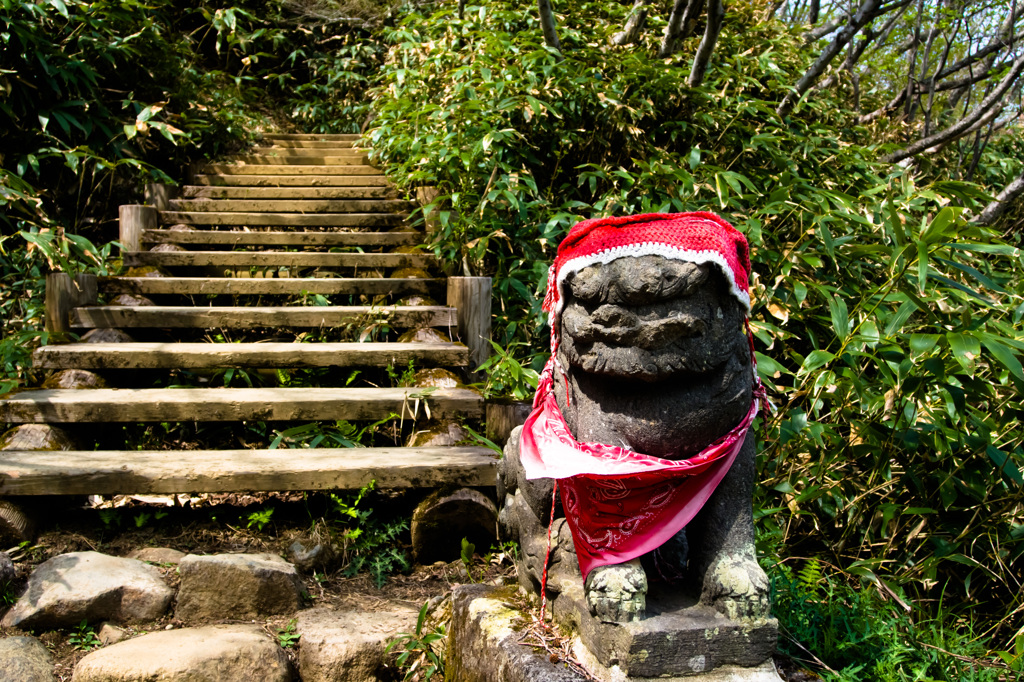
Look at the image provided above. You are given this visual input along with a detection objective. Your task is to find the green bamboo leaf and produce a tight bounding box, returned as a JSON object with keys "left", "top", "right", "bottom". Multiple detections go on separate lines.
{"left": 946, "top": 332, "right": 981, "bottom": 374}
{"left": 978, "top": 334, "right": 1024, "bottom": 382}
{"left": 828, "top": 296, "right": 849, "bottom": 342}
{"left": 986, "top": 446, "right": 1024, "bottom": 485}
{"left": 909, "top": 333, "right": 940, "bottom": 356}
{"left": 799, "top": 349, "right": 835, "bottom": 374}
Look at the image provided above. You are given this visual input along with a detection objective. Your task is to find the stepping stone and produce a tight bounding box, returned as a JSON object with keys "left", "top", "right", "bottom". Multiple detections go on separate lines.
{"left": 0, "top": 636, "right": 56, "bottom": 682}
{"left": 174, "top": 553, "right": 303, "bottom": 621}
{"left": 72, "top": 624, "right": 292, "bottom": 682}
{"left": 296, "top": 607, "right": 418, "bottom": 682}
{"left": 127, "top": 547, "right": 186, "bottom": 565}
{"left": 1, "top": 551, "right": 172, "bottom": 629}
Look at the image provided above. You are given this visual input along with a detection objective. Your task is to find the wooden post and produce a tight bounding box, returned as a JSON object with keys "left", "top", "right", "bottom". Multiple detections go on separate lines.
{"left": 119, "top": 204, "right": 157, "bottom": 253}
{"left": 485, "top": 400, "right": 533, "bottom": 445}
{"left": 447, "top": 277, "right": 492, "bottom": 377}
{"left": 144, "top": 183, "right": 176, "bottom": 211}
{"left": 415, "top": 186, "right": 441, "bottom": 234}
{"left": 45, "top": 273, "right": 97, "bottom": 333}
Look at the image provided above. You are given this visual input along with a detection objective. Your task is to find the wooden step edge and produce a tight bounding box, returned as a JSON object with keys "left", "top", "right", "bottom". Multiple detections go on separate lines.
{"left": 0, "top": 446, "right": 498, "bottom": 495}
{"left": 32, "top": 341, "right": 470, "bottom": 369}
{"left": 68, "top": 305, "right": 457, "bottom": 329}
{"left": 98, "top": 277, "right": 443, "bottom": 296}
{"left": 157, "top": 212, "right": 407, "bottom": 226}
{"left": 0, "top": 386, "right": 484, "bottom": 423}
{"left": 141, "top": 229, "right": 420, "bottom": 246}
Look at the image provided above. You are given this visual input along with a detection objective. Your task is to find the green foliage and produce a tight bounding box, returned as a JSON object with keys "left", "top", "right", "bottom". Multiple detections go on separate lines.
{"left": 276, "top": 619, "right": 300, "bottom": 649}
{"left": 460, "top": 537, "right": 477, "bottom": 582}
{"left": 68, "top": 620, "right": 102, "bottom": 651}
{"left": 385, "top": 601, "right": 446, "bottom": 681}
{"left": 329, "top": 482, "right": 410, "bottom": 587}
{"left": 370, "top": 0, "right": 1024, "bottom": 655}
{"left": 477, "top": 340, "right": 539, "bottom": 400}
{"left": 772, "top": 562, "right": 1014, "bottom": 681}
{"left": 246, "top": 507, "right": 275, "bottom": 531}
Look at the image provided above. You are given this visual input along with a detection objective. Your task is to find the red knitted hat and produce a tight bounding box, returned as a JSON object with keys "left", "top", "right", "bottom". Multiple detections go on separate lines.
{"left": 543, "top": 212, "right": 752, "bottom": 352}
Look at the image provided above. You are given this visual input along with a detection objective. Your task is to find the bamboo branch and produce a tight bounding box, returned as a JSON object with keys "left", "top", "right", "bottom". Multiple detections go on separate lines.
{"left": 688, "top": 0, "right": 725, "bottom": 86}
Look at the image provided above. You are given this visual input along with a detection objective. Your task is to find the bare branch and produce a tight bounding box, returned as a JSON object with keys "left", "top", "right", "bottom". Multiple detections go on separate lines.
{"left": 611, "top": 0, "right": 648, "bottom": 46}
{"left": 884, "top": 54, "right": 1024, "bottom": 162}
{"left": 970, "top": 171, "right": 1024, "bottom": 226}
{"left": 688, "top": 0, "right": 726, "bottom": 87}
{"left": 779, "top": 0, "right": 911, "bottom": 116}
{"left": 857, "top": 90, "right": 907, "bottom": 124}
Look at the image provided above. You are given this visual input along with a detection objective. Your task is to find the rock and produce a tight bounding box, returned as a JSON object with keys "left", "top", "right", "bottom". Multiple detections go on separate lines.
{"left": 71, "top": 624, "right": 293, "bottom": 682}
{"left": 97, "top": 622, "right": 128, "bottom": 646}
{"left": 0, "top": 498, "right": 35, "bottom": 547}
{"left": 81, "top": 328, "right": 136, "bottom": 344}
{"left": 149, "top": 243, "right": 186, "bottom": 252}
{"left": 397, "top": 328, "right": 451, "bottom": 344}
{"left": 0, "top": 550, "right": 15, "bottom": 582}
{"left": 0, "top": 636, "right": 57, "bottom": 682}
{"left": 410, "top": 368, "right": 461, "bottom": 389}
{"left": 126, "top": 547, "right": 186, "bottom": 565}
{"left": 109, "top": 294, "right": 155, "bottom": 307}
{"left": 406, "top": 421, "right": 469, "bottom": 447}
{"left": 296, "top": 607, "right": 417, "bottom": 682}
{"left": 123, "top": 266, "right": 169, "bottom": 278}
{"left": 1, "top": 551, "right": 172, "bottom": 629}
{"left": 287, "top": 539, "right": 334, "bottom": 573}
{"left": 167, "top": 223, "right": 193, "bottom": 231}
{"left": 41, "top": 369, "right": 107, "bottom": 390}
{"left": 0, "top": 424, "right": 77, "bottom": 451}
{"left": 396, "top": 295, "right": 438, "bottom": 307}
{"left": 411, "top": 488, "right": 498, "bottom": 564}
{"left": 174, "top": 553, "right": 303, "bottom": 622}
{"left": 390, "top": 267, "right": 432, "bottom": 279}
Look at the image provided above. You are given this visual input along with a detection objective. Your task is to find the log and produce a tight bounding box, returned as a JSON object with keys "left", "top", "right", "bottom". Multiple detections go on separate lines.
{"left": 448, "top": 277, "right": 492, "bottom": 375}
{"left": 119, "top": 205, "right": 158, "bottom": 253}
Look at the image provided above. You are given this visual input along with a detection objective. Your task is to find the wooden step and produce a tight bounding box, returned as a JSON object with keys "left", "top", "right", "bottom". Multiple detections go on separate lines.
{"left": 101, "top": 277, "right": 441, "bottom": 297}
{"left": 262, "top": 133, "right": 361, "bottom": 141}
{"left": 0, "top": 446, "right": 497, "bottom": 495}
{"left": 143, "top": 230, "right": 419, "bottom": 247}
{"left": 202, "top": 165, "right": 381, "bottom": 176}
{"left": 259, "top": 140, "right": 359, "bottom": 149}
{"left": 0, "top": 386, "right": 483, "bottom": 423}
{"left": 225, "top": 155, "right": 371, "bottom": 165}
{"left": 69, "top": 305, "right": 456, "bottom": 329}
{"left": 167, "top": 199, "right": 413, "bottom": 213}
{"left": 256, "top": 146, "right": 366, "bottom": 155}
{"left": 33, "top": 341, "right": 468, "bottom": 369}
{"left": 179, "top": 186, "right": 392, "bottom": 199}
{"left": 123, "top": 251, "right": 433, "bottom": 269}
{"left": 191, "top": 175, "right": 389, "bottom": 187}
{"left": 159, "top": 212, "right": 405, "bottom": 227}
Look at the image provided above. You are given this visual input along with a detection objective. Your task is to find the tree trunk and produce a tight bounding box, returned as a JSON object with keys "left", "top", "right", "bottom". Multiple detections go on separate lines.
{"left": 611, "top": 0, "right": 648, "bottom": 46}
{"left": 688, "top": 0, "right": 725, "bottom": 86}
{"left": 659, "top": 0, "right": 703, "bottom": 57}
{"left": 884, "top": 53, "right": 1024, "bottom": 162}
{"left": 538, "top": 0, "right": 562, "bottom": 55}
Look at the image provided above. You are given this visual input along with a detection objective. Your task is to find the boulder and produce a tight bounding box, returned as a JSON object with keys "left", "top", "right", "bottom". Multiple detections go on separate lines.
{"left": 1, "top": 551, "right": 172, "bottom": 629}
{"left": 0, "top": 424, "right": 77, "bottom": 451}
{"left": 406, "top": 422, "right": 469, "bottom": 448}
{"left": 397, "top": 328, "right": 451, "bottom": 344}
{"left": 71, "top": 624, "right": 293, "bottom": 682}
{"left": 0, "top": 550, "right": 15, "bottom": 583}
{"left": 0, "top": 636, "right": 56, "bottom": 682}
{"left": 109, "top": 294, "right": 155, "bottom": 307}
{"left": 81, "top": 328, "right": 135, "bottom": 344}
{"left": 296, "top": 607, "right": 417, "bottom": 682}
{"left": 41, "top": 369, "right": 107, "bottom": 390}
{"left": 174, "top": 553, "right": 303, "bottom": 622}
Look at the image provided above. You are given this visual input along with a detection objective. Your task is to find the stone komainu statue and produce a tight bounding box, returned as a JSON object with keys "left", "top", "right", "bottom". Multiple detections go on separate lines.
{"left": 498, "top": 212, "right": 771, "bottom": 623}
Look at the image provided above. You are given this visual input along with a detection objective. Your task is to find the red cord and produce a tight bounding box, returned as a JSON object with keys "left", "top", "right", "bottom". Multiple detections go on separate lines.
{"left": 538, "top": 479, "right": 559, "bottom": 627}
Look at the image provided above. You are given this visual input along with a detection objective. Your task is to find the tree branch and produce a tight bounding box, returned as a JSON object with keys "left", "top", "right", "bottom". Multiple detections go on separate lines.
{"left": 883, "top": 54, "right": 1024, "bottom": 162}
{"left": 970, "top": 172, "right": 1024, "bottom": 226}
{"left": 611, "top": 0, "right": 648, "bottom": 46}
{"left": 538, "top": 0, "right": 562, "bottom": 55}
{"left": 659, "top": 0, "right": 704, "bottom": 57}
{"left": 688, "top": 0, "right": 725, "bottom": 86}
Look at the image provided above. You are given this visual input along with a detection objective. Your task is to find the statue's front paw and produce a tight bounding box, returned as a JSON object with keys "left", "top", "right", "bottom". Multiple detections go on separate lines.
{"left": 701, "top": 553, "right": 770, "bottom": 621}
{"left": 584, "top": 559, "right": 648, "bottom": 623}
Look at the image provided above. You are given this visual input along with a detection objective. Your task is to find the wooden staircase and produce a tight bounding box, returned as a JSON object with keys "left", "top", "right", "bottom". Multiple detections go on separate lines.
{"left": 0, "top": 133, "right": 497, "bottom": 497}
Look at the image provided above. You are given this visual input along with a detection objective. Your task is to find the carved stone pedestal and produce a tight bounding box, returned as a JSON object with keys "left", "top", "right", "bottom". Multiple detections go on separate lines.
{"left": 449, "top": 584, "right": 780, "bottom": 682}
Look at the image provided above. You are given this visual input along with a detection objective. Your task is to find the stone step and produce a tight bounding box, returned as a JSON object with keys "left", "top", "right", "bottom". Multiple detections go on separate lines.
{"left": 190, "top": 175, "right": 389, "bottom": 187}
{"left": 225, "top": 155, "right": 371, "bottom": 165}
{"left": 179, "top": 186, "right": 392, "bottom": 199}
{"left": 123, "top": 251, "right": 433, "bottom": 269}
{"left": 0, "top": 446, "right": 497, "bottom": 495}
{"left": 101, "top": 276, "right": 440, "bottom": 297}
{"left": 33, "top": 341, "right": 468, "bottom": 369}
{"left": 0, "top": 386, "right": 483, "bottom": 423}
{"left": 69, "top": 305, "right": 456, "bottom": 329}
{"left": 143, "top": 229, "right": 419, "bottom": 247}
{"left": 262, "top": 133, "right": 360, "bottom": 141}
{"left": 167, "top": 199, "right": 414, "bottom": 213}
{"left": 201, "top": 164, "right": 382, "bottom": 176}
{"left": 159, "top": 211, "right": 405, "bottom": 227}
